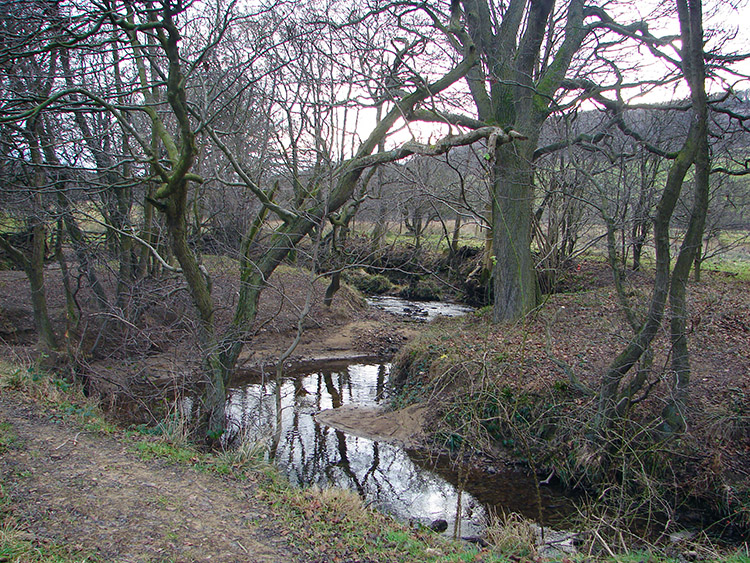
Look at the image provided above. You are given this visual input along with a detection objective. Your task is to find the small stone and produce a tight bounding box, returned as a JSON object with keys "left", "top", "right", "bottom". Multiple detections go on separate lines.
{"left": 669, "top": 530, "right": 696, "bottom": 543}
{"left": 429, "top": 519, "right": 448, "bottom": 533}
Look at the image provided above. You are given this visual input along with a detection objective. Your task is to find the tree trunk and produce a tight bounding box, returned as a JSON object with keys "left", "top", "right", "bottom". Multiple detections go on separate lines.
{"left": 661, "top": 0, "right": 710, "bottom": 431}
{"left": 137, "top": 186, "right": 156, "bottom": 279}
{"left": 597, "top": 120, "right": 702, "bottom": 431}
{"left": 55, "top": 219, "right": 79, "bottom": 331}
{"left": 324, "top": 272, "right": 341, "bottom": 308}
{"left": 450, "top": 213, "right": 462, "bottom": 255}
{"left": 28, "top": 222, "right": 57, "bottom": 350}
{"left": 693, "top": 242, "right": 702, "bottom": 282}
{"left": 492, "top": 142, "right": 539, "bottom": 322}
{"left": 662, "top": 142, "right": 708, "bottom": 431}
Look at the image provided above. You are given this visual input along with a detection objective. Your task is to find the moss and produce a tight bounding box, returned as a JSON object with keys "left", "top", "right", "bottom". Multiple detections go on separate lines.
{"left": 343, "top": 269, "right": 393, "bottom": 295}
{"left": 399, "top": 278, "right": 442, "bottom": 300}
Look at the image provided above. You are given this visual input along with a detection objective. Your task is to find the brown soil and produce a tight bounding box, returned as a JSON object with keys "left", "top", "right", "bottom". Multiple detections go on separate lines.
{"left": 314, "top": 404, "right": 428, "bottom": 448}
{"left": 0, "top": 263, "right": 419, "bottom": 424}
{"left": 0, "top": 393, "right": 298, "bottom": 562}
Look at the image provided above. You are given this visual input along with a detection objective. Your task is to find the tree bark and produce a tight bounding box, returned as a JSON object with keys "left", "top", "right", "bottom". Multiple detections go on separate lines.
{"left": 492, "top": 142, "right": 540, "bottom": 321}
{"left": 661, "top": 0, "right": 710, "bottom": 432}
{"left": 451, "top": 0, "right": 587, "bottom": 321}
{"left": 597, "top": 121, "right": 701, "bottom": 429}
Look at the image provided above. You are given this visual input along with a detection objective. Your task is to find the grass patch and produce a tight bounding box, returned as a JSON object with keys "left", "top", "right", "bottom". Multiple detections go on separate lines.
{"left": 484, "top": 512, "right": 538, "bottom": 560}
{"left": 126, "top": 420, "right": 267, "bottom": 479}
{"left": 1, "top": 484, "right": 98, "bottom": 563}
{"left": 0, "top": 361, "right": 117, "bottom": 436}
{"left": 131, "top": 440, "right": 198, "bottom": 464}
{"left": 702, "top": 258, "right": 750, "bottom": 281}
{"left": 260, "top": 481, "right": 510, "bottom": 563}
{"left": 0, "top": 422, "right": 18, "bottom": 453}
{"left": 0, "top": 521, "right": 99, "bottom": 562}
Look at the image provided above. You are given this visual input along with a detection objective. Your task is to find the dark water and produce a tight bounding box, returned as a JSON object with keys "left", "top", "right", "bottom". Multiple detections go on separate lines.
{"left": 226, "top": 361, "right": 575, "bottom": 537}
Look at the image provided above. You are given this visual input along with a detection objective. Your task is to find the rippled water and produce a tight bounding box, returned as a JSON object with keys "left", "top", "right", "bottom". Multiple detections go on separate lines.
{"left": 367, "top": 296, "right": 475, "bottom": 322}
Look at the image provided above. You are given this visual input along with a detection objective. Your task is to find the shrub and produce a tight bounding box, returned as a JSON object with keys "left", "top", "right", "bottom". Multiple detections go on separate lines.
{"left": 399, "top": 278, "right": 442, "bottom": 301}
{"left": 344, "top": 269, "right": 393, "bottom": 295}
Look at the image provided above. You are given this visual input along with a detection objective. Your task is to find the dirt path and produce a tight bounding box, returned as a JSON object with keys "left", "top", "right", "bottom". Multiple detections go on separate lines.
{"left": 0, "top": 395, "right": 300, "bottom": 563}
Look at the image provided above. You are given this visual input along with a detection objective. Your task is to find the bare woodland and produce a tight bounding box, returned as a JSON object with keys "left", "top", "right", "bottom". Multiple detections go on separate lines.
{"left": 0, "top": 0, "right": 748, "bottom": 459}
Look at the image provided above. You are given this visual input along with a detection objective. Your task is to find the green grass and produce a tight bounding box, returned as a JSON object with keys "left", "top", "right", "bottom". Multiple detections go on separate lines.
{"left": 702, "top": 257, "right": 750, "bottom": 281}
{"left": 349, "top": 220, "right": 486, "bottom": 251}
{"left": 0, "top": 213, "right": 26, "bottom": 234}
{"left": 1, "top": 478, "right": 98, "bottom": 563}
{"left": 131, "top": 440, "right": 198, "bottom": 464}
{"left": 263, "top": 482, "right": 510, "bottom": 563}
{"left": 126, "top": 420, "right": 266, "bottom": 478}
{"left": 724, "top": 552, "right": 750, "bottom": 563}
{"left": 56, "top": 400, "right": 117, "bottom": 435}
{"left": 0, "top": 422, "right": 17, "bottom": 453}
{"left": 0, "top": 523, "right": 99, "bottom": 563}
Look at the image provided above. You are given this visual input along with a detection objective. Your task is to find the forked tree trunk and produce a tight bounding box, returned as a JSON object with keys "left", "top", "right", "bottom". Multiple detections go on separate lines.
{"left": 597, "top": 122, "right": 702, "bottom": 431}
{"left": 597, "top": 0, "right": 708, "bottom": 434}
{"left": 661, "top": 0, "right": 710, "bottom": 432}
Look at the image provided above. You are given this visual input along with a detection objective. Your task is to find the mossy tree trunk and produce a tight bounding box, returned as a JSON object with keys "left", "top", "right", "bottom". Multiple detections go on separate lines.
{"left": 597, "top": 0, "right": 709, "bottom": 435}
{"left": 24, "top": 126, "right": 58, "bottom": 351}
{"left": 597, "top": 122, "right": 703, "bottom": 430}
{"left": 661, "top": 0, "right": 710, "bottom": 433}
{"left": 0, "top": 229, "right": 57, "bottom": 351}
{"left": 491, "top": 141, "right": 540, "bottom": 320}
{"left": 434, "top": 0, "right": 588, "bottom": 322}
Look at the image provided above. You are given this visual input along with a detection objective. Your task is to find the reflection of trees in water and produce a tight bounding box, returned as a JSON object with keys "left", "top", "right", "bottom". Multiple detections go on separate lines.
{"left": 226, "top": 364, "right": 488, "bottom": 532}
{"left": 376, "top": 364, "right": 387, "bottom": 402}
{"left": 407, "top": 450, "right": 575, "bottom": 528}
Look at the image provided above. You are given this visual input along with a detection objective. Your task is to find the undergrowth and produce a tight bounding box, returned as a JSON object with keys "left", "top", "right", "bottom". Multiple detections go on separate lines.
{"left": 3, "top": 356, "right": 747, "bottom": 563}
{"left": 0, "top": 361, "right": 510, "bottom": 563}
{"left": 0, "top": 366, "right": 100, "bottom": 562}
{"left": 0, "top": 518, "right": 99, "bottom": 563}
{"left": 260, "top": 480, "right": 510, "bottom": 563}
{"left": 392, "top": 303, "right": 750, "bottom": 561}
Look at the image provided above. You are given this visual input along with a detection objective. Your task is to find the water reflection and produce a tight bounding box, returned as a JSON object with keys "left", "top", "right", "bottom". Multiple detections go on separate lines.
{"left": 226, "top": 363, "right": 573, "bottom": 537}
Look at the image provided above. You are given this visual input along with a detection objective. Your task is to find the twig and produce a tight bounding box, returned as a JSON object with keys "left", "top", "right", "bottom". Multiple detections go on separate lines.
{"left": 592, "top": 527, "right": 616, "bottom": 558}
{"left": 539, "top": 467, "right": 555, "bottom": 485}
{"left": 55, "top": 431, "right": 82, "bottom": 450}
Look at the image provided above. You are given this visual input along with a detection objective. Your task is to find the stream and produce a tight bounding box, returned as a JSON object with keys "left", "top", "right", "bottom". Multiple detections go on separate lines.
{"left": 226, "top": 300, "right": 576, "bottom": 538}
{"left": 367, "top": 296, "right": 475, "bottom": 322}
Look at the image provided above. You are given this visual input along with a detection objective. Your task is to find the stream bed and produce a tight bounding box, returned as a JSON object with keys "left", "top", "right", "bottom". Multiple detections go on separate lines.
{"left": 226, "top": 361, "right": 576, "bottom": 538}
{"left": 367, "top": 296, "right": 475, "bottom": 322}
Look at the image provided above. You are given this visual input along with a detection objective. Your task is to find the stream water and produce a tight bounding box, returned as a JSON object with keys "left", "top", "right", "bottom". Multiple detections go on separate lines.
{"left": 367, "top": 296, "right": 475, "bottom": 322}
{"left": 226, "top": 298, "right": 576, "bottom": 537}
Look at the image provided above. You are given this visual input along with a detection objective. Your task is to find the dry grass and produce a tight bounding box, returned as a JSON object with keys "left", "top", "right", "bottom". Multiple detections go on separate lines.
{"left": 484, "top": 511, "right": 538, "bottom": 558}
